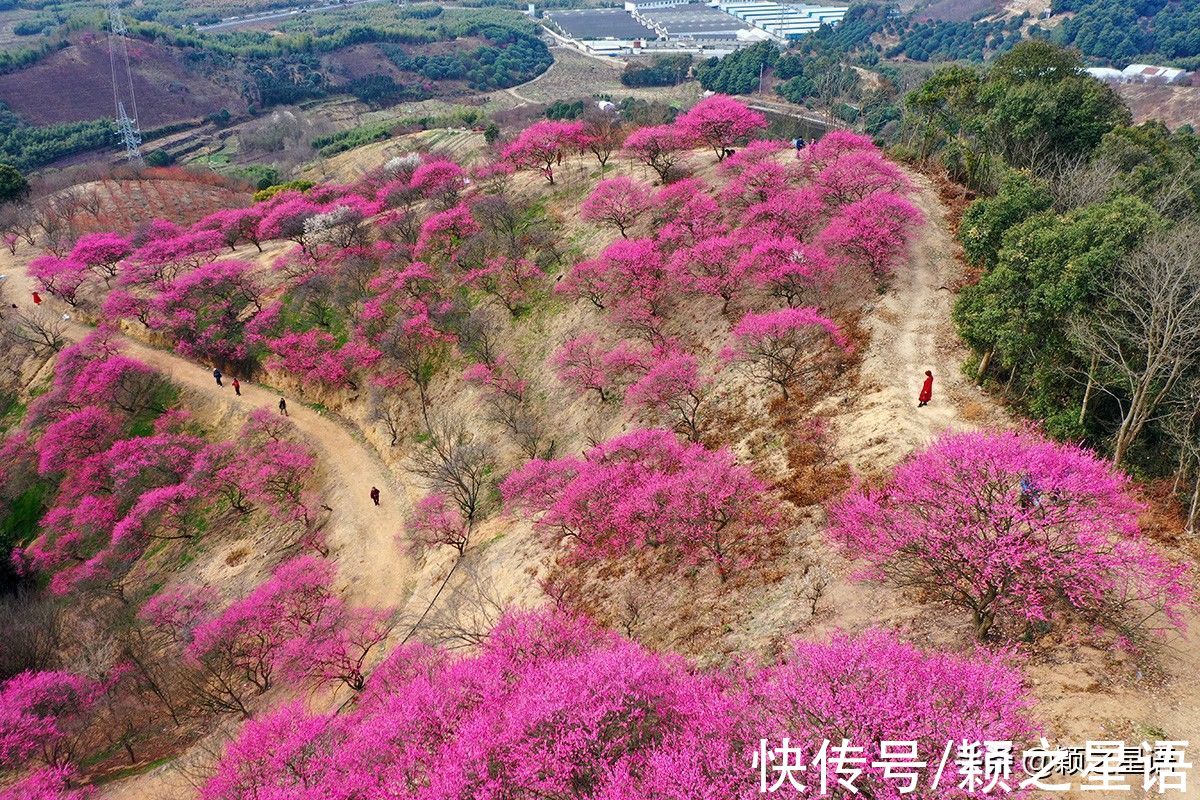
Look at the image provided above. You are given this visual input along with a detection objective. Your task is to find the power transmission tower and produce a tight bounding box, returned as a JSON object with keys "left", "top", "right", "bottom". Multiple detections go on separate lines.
{"left": 116, "top": 101, "right": 143, "bottom": 163}
{"left": 106, "top": 1, "right": 143, "bottom": 165}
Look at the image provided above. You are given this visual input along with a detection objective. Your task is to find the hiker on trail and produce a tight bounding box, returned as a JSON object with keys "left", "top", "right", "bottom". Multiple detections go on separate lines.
{"left": 370, "top": 486, "right": 380, "bottom": 507}
{"left": 213, "top": 368, "right": 223, "bottom": 387}
{"left": 232, "top": 377, "right": 241, "bottom": 396}
{"left": 32, "top": 291, "right": 40, "bottom": 305}
{"left": 278, "top": 397, "right": 288, "bottom": 416}
{"left": 917, "top": 370, "right": 934, "bottom": 407}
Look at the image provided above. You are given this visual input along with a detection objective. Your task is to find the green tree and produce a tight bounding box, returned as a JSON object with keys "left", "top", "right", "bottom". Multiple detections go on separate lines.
{"left": 0, "top": 162, "right": 28, "bottom": 203}
{"left": 953, "top": 196, "right": 1158, "bottom": 435}
{"left": 958, "top": 169, "right": 1052, "bottom": 269}
{"left": 978, "top": 42, "right": 1131, "bottom": 170}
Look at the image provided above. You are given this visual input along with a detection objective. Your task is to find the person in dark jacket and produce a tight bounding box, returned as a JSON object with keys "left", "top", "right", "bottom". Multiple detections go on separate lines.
{"left": 213, "top": 368, "right": 223, "bottom": 387}
{"left": 370, "top": 486, "right": 381, "bottom": 506}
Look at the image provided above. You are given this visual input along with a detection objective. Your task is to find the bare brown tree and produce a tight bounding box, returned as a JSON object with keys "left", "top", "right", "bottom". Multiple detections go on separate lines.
{"left": 0, "top": 592, "right": 62, "bottom": 679}
{"left": 409, "top": 415, "right": 496, "bottom": 524}
{"left": 1046, "top": 153, "right": 1120, "bottom": 212}
{"left": 581, "top": 111, "right": 626, "bottom": 169}
{"left": 1071, "top": 223, "right": 1200, "bottom": 465}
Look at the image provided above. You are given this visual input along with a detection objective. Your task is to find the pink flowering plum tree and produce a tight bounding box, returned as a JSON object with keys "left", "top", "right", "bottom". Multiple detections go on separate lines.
{"left": 675, "top": 94, "right": 767, "bottom": 161}
{"left": 557, "top": 238, "right": 672, "bottom": 341}
{"left": 0, "top": 671, "right": 101, "bottom": 769}
{"left": 462, "top": 256, "right": 542, "bottom": 316}
{"left": 278, "top": 604, "right": 393, "bottom": 693}
{"left": 755, "top": 629, "right": 1034, "bottom": 797}
{"left": 719, "top": 161, "right": 794, "bottom": 210}
{"left": 829, "top": 430, "right": 1193, "bottom": 642}
{"left": 256, "top": 193, "right": 321, "bottom": 253}
{"left": 717, "top": 138, "right": 788, "bottom": 172}
{"left": 406, "top": 491, "right": 472, "bottom": 556}
{"left": 34, "top": 405, "right": 125, "bottom": 476}
{"left": 195, "top": 206, "right": 266, "bottom": 252}
{"left": 623, "top": 124, "right": 691, "bottom": 184}
{"left": 0, "top": 766, "right": 94, "bottom": 800}
{"left": 463, "top": 355, "right": 527, "bottom": 404}
{"left": 580, "top": 177, "right": 653, "bottom": 238}
{"left": 410, "top": 158, "right": 465, "bottom": 208}
{"left": 812, "top": 149, "right": 909, "bottom": 205}
{"left": 68, "top": 233, "right": 131, "bottom": 285}
{"left": 650, "top": 179, "right": 725, "bottom": 251}
{"left": 264, "top": 330, "right": 380, "bottom": 392}
{"left": 184, "top": 556, "right": 338, "bottom": 715}
{"left": 124, "top": 229, "right": 224, "bottom": 289}
{"left": 817, "top": 192, "right": 923, "bottom": 279}
{"left": 369, "top": 300, "right": 456, "bottom": 409}
{"left": 722, "top": 307, "right": 851, "bottom": 400}
{"left": 550, "top": 333, "right": 646, "bottom": 402}
{"left": 415, "top": 204, "right": 479, "bottom": 264}
{"left": 741, "top": 187, "right": 827, "bottom": 240}
{"left": 741, "top": 237, "right": 837, "bottom": 308}
{"left": 800, "top": 129, "right": 877, "bottom": 169}
{"left": 501, "top": 120, "right": 586, "bottom": 184}
{"left": 28, "top": 256, "right": 88, "bottom": 307}
{"left": 147, "top": 260, "right": 263, "bottom": 365}
{"left": 203, "top": 412, "right": 318, "bottom": 523}
{"left": 668, "top": 234, "right": 748, "bottom": 313}
{"left": 197, "top": 608, "right": 1034, "bottom": 800}
{"left": 624, "top": 350, "right": 710, "bottom": 441}
{"left": 502, "top": 429, "right": 780, "bottom": 578}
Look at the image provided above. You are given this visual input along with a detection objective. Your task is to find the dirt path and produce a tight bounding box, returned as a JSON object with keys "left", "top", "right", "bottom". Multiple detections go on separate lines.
{"left": 833, "top": 171, "right": 1006, "bottom": 472}
{"left": 825, "top": 173, "right": 1200, "bottom": 764}
{"left": 1, "top": 251, "right": 413, "bottom": 610}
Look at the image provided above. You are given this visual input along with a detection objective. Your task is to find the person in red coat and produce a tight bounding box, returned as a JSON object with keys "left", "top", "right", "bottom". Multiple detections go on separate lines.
{"left": 918, "top": 370, "right": 934, "bottom": 407}
{"left": 32, "top": 291, "right": 41, "bottom": 305}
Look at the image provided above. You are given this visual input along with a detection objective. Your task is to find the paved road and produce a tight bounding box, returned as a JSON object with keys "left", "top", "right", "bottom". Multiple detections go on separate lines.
{"left": 198, "top": 0, "right": 392, "bottom": 31}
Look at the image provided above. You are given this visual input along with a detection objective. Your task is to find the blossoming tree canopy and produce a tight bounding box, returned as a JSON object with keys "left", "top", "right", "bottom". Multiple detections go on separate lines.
{"left": 198, "top": 610, "right": 1034, "bottom": 800}
{"left": 500, "top": 120, "right": 586, "bottom": 184}
{"left": 828, "top": 429, "right": 1193, "bottom": 642}
{"left": 501, "top": 428, "right": 780, "bottom": 578}
{"left": 675, "top": 94, "right": 768, "bottom": 161}
{"left": 722, "top": 307, "right": 851, "bottom": 400}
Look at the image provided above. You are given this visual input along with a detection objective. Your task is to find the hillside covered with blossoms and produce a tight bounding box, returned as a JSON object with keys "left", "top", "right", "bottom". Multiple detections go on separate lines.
{"left": 0, "top": 93, "right": 1197, "bottom": 800}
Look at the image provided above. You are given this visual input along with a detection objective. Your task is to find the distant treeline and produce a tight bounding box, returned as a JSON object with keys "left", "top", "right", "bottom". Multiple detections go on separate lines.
{"left": 621, "top": 54, "right": 692, "bottom": 88}
{"left": 0, "top": 103, "right": 112, "bottom": 171}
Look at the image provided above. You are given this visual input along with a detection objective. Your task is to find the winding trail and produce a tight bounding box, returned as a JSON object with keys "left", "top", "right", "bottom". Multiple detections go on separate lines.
{"left": 833, "top": 170, "right": 1007, "bottom": 472}
{"left": 0, "top": 250, "right": 413, "bottom": 609}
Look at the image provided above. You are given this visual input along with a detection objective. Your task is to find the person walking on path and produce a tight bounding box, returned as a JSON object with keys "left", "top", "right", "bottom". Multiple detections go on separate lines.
{"left": 32, "top": 291, "right": 40, "bottom": 305}
{"left": 918, "top": 370, "right": 934, "bottom": 407}
{"left": 232, "top": 377, "right": 241, "bottom": 396}
{"left": 370, "top": 486, "right": 380, "bottom": 506}
{"left": 278, "top": 397, "right": 288, "bottom": 416}
{"left": 213, "top": 368, "right": 223, "bottom": 387}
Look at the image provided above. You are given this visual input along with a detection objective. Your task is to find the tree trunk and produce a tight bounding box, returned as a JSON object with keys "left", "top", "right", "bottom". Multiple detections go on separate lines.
{"left": 976, "top": 347, "right": 993, "bottom": 386}
{"left": 1188, "top": 472, "right": 1200, "bottom": 537}
{"left": 1079, "top": 354, "right": 1097, "bottom": 426}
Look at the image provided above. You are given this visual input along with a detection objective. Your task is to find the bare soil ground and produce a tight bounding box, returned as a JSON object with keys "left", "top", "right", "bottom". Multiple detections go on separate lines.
{"left": 72, "top": 177, "right": 254, "bottom": 234}
{"left": 504, "top": 45, "right": 702, "bottom": 107}
{"left": 302, "top": 128, "right": 491, "bottom": 184}
{"left": 0, "top": 37, "right": 244, "bottom": 128}
{"left": 1116, "top": 83, "right": 1200, "bottom": 128}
